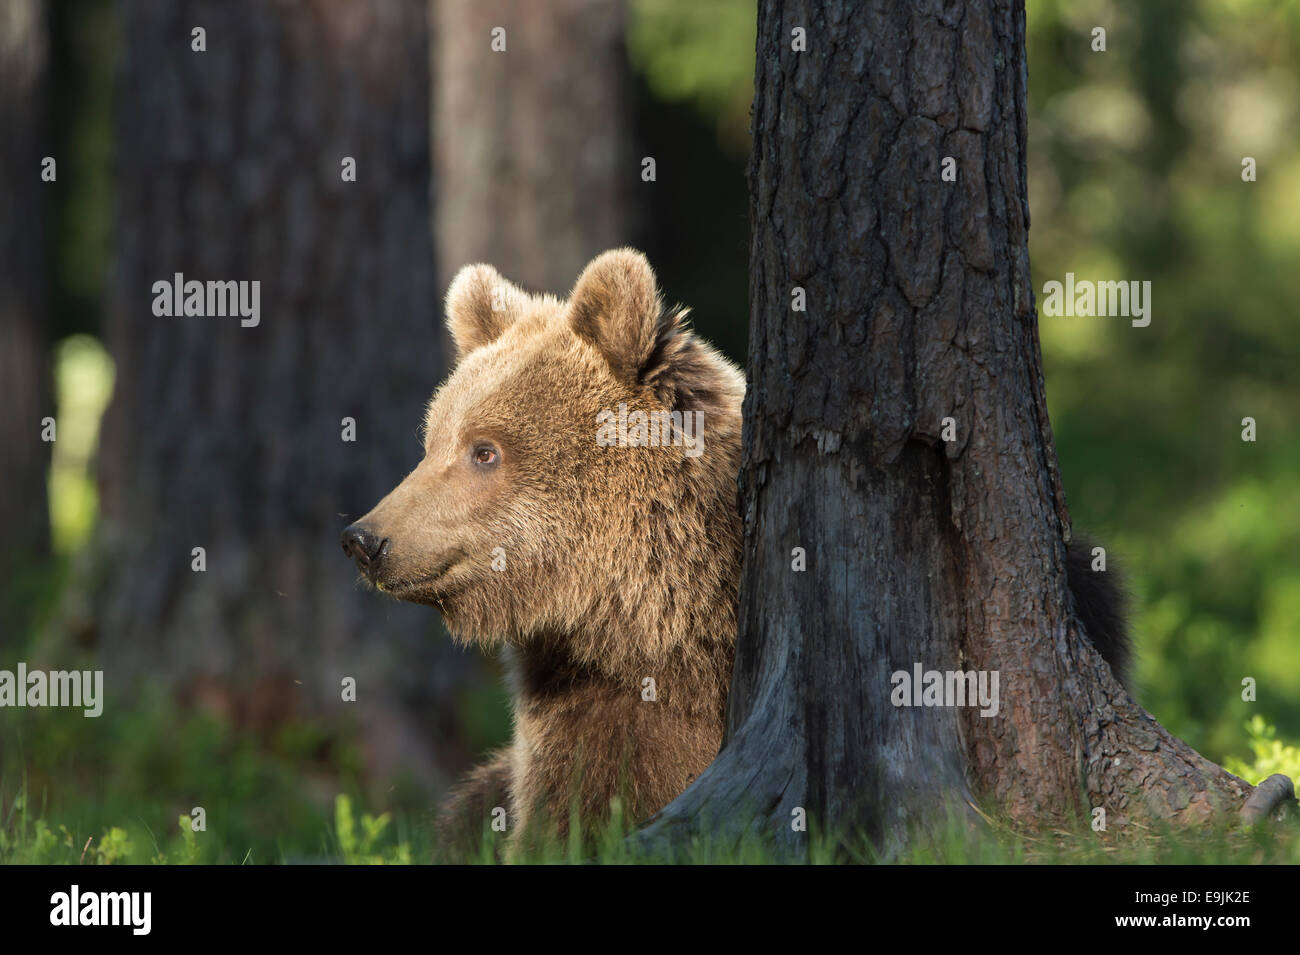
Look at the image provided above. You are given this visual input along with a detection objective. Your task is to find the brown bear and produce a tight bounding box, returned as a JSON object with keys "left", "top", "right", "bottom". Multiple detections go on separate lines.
{"left": 342, "top": 249, "right": 744, "bottom": 847}
{"left": 341, "top": 248, "right": 1130, "bottom": 851}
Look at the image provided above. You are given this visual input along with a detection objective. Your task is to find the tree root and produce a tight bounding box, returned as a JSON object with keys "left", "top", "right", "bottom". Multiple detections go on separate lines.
{"left": 1240, "top": 774, "right": 1296, "bottom": 825}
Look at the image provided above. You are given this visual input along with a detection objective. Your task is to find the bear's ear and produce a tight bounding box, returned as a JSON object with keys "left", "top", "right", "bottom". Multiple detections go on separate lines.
{"left": 445, "top": 263, "right": 530, "bottom": 363}
{"left": 569, "top": 248, "right": 743, "bottom": 417}
{"left": 567, "top": 248, "right": 663, "bottom": 383}
{"left": 637, "top": 305, "right": 744, "bottom": 420}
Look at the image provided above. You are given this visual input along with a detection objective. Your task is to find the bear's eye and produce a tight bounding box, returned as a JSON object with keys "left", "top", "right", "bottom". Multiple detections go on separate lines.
{"left": 472, "top": 444, "right": 499, "bottom": 467}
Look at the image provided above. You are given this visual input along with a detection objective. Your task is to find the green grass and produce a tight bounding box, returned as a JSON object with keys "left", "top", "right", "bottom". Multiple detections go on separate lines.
{"left": 4, "top": 716, "right": 1296, "bottom": 864}
{"left": 6, "top": 786, "right": 1295, "bottom": 865}
{"left": 3, "top": 553, "right": 1295, "bottom": 865}
{"left": 0, "top": 691, "right": 434, "bottom": 864}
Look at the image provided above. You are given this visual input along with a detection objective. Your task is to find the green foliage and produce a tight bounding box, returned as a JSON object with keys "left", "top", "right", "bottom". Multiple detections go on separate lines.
{"left": 333, "top": 795, "right": 412, "bottom": 865}
{"left": 93, "top": 826, "right": 133, "bottom": 865}
{"left": 0, "top": 690, "right": 372, "bottom": 864}
{"left": 627, "top": 0, "right": 756, "bottom": 156}
{"left": 0, "top": 789, "right": 58, "bottom": 863}
{"left": 1, "top": 785, "right": 136, "bottom": 864}
{"left": 173, "top": 815, "right": 201, "bottom": 865}
{"left": 6, "top": 753, "right": 1297, "bottom": 864}
{"left": 49, "top": 334, "right": 114, "bottom": 554}
{"left": 1225, "top": 716, "right": 1300, "bottom": 784}
{"left": 1025, "top": 0, "right": 1300, "bottom": 759}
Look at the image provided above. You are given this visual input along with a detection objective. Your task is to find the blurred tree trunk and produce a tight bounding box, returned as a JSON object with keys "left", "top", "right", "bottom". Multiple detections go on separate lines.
{"left": 641, "top": 0, "right": 1271, "bottom": 856}
{"left": 0, "top": 0, "right": 52, "bottom": 636}
{"left": 432, "top": 0, "right": 633, "bottom": 291}
{"left": 92, "top": 0, "right": 479, "bottom": 785}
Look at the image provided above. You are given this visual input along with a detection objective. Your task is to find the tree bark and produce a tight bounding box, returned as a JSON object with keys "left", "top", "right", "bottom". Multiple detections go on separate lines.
{"left": 640, "top": 0, "right": 1274, "bottom": 856}
{"left": 432, "top": 0, "right": 633, "bottom": 292}
{"left": 0, "top": 0, "right": 52, "bottom": 622}
{"left": 89, "top": 0, "right": 479, "bottom": 784}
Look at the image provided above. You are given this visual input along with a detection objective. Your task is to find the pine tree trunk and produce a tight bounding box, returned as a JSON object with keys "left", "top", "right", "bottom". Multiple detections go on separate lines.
{"left": 641, "top": 0, "right": 1278, "bottom": 856}
{"left": 0, "top": 0, "right": 52, "bottom": 621}
{"left": 91, "top": 0, "right": 477, "bottom": 784}
{"left": 432, "top": 0, "right": 633, "bottom": 291}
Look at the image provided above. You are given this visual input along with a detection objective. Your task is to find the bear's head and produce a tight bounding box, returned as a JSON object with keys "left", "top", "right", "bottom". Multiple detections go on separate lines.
{"left": 342, "top": 249, "right": 745, "bottom": 673}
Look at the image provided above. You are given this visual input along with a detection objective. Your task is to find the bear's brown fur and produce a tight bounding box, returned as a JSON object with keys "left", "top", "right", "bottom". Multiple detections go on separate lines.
{"left": 344, "top": 249, "right": 744, "bottom": 848}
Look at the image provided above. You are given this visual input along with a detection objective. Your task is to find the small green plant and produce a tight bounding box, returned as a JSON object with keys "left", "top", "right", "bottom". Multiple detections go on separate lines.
{"left": 172, "top": 814, "right": 202, "bottom": 864}
{"left": 333, "top": 794, "right": 412, "bottom": 865}
{"left": 0, "top": 790, "right": 61, "bottom": 863}
{"left": 1225, "top": 716, "right": 1300, "bottom": 785}
{"left": 91, "top": 826, "right": 133, "bottom": 865}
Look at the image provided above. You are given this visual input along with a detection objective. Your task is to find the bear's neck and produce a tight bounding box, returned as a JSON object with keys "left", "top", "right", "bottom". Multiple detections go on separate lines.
{"left": 503, "top": 623, "right": 732, "bottom": 827}
{"left": 507, "top": 621, "right": 732, "bottom": 720}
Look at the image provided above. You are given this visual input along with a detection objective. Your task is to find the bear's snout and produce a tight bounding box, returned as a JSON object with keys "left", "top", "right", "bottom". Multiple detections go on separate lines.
{"left": 341, "top": 524, "right": 389, "bottom": 580}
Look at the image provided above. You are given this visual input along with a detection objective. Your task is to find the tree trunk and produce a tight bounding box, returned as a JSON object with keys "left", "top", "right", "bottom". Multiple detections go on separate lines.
{"left": 641, "top": 0, "right": 1276, "bottom": 856}
{"left": 0, "top": 0, "right": 52, "bottom": 628}
{"left": 432, "top": 0, "right": 633, "bottom": 292}
{"left": 90, "top": 0, "right": 478, "bottom": 785}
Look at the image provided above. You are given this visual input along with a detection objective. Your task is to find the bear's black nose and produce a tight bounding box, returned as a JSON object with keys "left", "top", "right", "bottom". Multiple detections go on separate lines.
{"left": 341, "top": 524, "right": 388, "bottom": 577}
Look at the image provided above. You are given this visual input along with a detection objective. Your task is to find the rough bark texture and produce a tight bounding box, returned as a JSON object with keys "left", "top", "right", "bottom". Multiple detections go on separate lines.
{"left": 432, "top": 0, "right": 633, "bottom": 293}
{"left": 641, "top": 0, "right": 1263, "bottom": 856}
{"left": 0, "top": 0, "right": 52, "bottom": 617}
{"left": 89, "top": 0, "right": 479, "bottom": 784}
